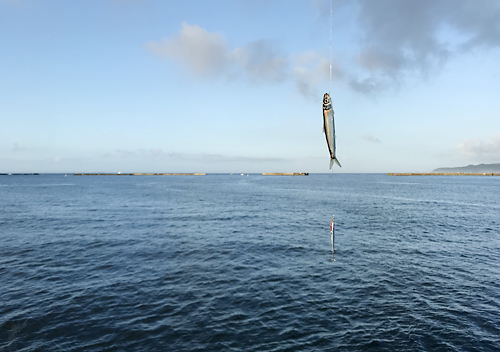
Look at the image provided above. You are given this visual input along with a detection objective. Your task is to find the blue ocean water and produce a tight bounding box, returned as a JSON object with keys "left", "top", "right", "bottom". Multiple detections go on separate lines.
{"left": 1, "top": 174, "right": 499, "bottom": 351}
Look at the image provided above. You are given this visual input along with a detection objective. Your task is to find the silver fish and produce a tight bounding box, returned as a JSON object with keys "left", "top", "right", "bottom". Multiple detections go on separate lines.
{"left": 323, "top": 93, "right": 341, "bottom": 168}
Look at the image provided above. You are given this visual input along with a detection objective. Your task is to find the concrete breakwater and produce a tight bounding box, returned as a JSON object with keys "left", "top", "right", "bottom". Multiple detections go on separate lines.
{"left": 74, "top": 173, "right": 206, "bottom": 176}
{"left": 388, "top": 172, "right": 500, "bottom": 176}
{"left": 262, "top": 173, "right": 309, "bottom": 176}
{"left": 73, "top": 173, "right": 309, "bottom": 176}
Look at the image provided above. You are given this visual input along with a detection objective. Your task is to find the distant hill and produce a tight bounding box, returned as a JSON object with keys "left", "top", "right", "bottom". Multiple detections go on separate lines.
{"left": 433, "top": 163, "right": 500, "bottom": 173}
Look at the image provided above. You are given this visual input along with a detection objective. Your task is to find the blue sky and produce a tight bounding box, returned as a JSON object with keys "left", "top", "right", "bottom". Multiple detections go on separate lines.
{"left": 1, "top": 0, "right": 499, "bottom": 173}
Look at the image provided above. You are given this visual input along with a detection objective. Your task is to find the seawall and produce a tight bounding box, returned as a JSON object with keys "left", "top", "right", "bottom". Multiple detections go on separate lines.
{"left": 74, "top": 173, "right": 206, "bottom": 176}
{"left": 262, "top": 173, "right": 309, "bottom": 176}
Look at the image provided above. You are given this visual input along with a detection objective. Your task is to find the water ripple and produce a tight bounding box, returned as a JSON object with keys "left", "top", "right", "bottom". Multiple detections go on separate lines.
{"left": 1, "top": 174, "right": 499, "bottom": 351}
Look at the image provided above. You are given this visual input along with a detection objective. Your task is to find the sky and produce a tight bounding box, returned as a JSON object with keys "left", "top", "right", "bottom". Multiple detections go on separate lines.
{"left": 1, "top": 0, "right": 500, "bottom": 173}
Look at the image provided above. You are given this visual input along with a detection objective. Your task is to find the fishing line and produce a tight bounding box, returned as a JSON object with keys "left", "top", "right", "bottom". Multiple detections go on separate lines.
{"left": 329, "top": 0, "right": 333, "bottom": 93}
{"left": 330, "top": 215, "right": 335, "bottom": 261}
{"left": 329, "top": 1, "right": 336, "bottom": 261}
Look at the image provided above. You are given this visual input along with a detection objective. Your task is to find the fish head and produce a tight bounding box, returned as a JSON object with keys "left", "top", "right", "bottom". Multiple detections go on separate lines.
{"left": 323, "top": 93, "right": 331, "bottom": 108}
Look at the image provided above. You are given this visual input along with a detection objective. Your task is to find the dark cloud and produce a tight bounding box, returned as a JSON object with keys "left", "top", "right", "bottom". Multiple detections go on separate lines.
{"left": 313, "top": 0, "right": 500, "bottom": 94}
{"left": 147, "top": 1, "right": 500, "bottom": 96}
{"left": 348, "top": 0, "right": 500, "bottom": 91}
{"left": 356, "top": 0, "right": 450, "bottom": 75}
{"left": 446, "top": 0, "right": 500, "bottom": 50}
{"left": 348, "top": 77, "right": 388, "bottom": 95}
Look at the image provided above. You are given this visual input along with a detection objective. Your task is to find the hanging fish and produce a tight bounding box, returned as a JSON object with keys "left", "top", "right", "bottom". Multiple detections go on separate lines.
{"left": 323, "top": 93, "right": 341, "bottom": 168}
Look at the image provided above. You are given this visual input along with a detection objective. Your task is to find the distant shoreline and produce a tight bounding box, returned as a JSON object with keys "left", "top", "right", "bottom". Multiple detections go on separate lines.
{"left": 433, "top": 163, "right": 500, "bottom": 173}
{"left": 388, "top": 172, "right": 500, "bottom": 176}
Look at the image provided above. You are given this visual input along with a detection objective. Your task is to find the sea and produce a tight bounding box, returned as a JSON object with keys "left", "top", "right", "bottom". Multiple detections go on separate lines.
{"left": 1, "top": 173, "right": 499, "bottom": 351}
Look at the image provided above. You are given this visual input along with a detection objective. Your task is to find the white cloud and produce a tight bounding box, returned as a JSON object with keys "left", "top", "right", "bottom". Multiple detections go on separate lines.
{"left": 362, "top": 134, "right": 381, "bottom": 143}
{"left": 292, "top": 51, "right": 342, "bottom": 98}
{"left": 12, "top": 143, "right": 26, "bottom": 152}
{"left": 107, "top": 148, "right": 284, "bottom": 163}
{"left": 456, "top": 134, "right": 500, "bottom": 159}
{"left": 233, "top": 40, "right": 288, "bottom": 83}
{"left": 146, "top": 23, "right": 339, "bottom": 97}
{"left": 145, "top": 23, "right": 231, "bottom": 78}
{"left": 108, "top": 149, "right": 173, "bottom": 159}
{"left": 146, "top": 23, "right": 288, "bottom": 84}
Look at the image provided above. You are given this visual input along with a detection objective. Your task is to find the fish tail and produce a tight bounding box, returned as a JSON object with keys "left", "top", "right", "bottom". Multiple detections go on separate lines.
{"left": 330, "top": 157, "right": 341, "bottom": 169}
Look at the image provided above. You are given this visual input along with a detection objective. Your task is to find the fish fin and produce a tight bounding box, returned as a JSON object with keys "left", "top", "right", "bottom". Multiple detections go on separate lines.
{"left": 330, "top": 157, "right": 341, "bottom": 169}
{"left": 333, "top": 157, "right": 342, "bottom": 168}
